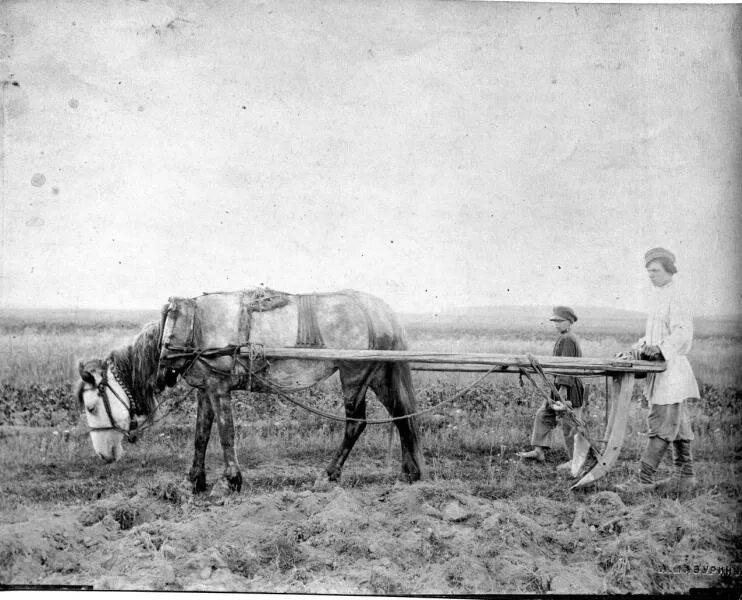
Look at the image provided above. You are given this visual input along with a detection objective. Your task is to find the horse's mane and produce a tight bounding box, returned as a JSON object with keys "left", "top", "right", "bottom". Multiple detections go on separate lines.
{"left": 108, "top": 321, "right": 161, "bottom": 415}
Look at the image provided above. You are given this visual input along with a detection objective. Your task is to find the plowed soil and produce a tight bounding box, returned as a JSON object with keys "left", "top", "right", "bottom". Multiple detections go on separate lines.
{"left": 1, "top": 424, "right": 739, "bottom": 594}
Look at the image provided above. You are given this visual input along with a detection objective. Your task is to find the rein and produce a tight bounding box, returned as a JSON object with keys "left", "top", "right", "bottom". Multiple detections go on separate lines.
{"left": 250, "top": 365, "right": 506, "bottom": 424}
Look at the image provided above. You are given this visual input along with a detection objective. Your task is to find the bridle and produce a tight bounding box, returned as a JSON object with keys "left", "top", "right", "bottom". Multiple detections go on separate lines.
{"left": 84, "top": 362, "right": 139, "bottom": 442}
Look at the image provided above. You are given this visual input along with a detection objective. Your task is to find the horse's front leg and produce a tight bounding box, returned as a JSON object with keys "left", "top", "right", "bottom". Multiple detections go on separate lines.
{"left": 206, "top": 381, "right": 242, "bottom": 492}
{"left": 189, "top": 389, "right": 213, "bottom": 493}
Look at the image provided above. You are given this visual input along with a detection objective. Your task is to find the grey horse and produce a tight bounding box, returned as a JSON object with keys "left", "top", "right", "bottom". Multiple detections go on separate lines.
{"left": 77, "top": 288, "right": 425, "bottom": 492}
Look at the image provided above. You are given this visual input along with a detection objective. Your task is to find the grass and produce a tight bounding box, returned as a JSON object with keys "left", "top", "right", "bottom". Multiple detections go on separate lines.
{"left": 1, "top": 383, "right": 738, "bottom": 508}
{"left": 0, "top": 329, "right": 138, "bottom": 387}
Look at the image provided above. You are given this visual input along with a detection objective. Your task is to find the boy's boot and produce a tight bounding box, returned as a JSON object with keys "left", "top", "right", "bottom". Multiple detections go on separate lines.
{"left": 516, "top": 447, "right": 546, "bottom": 462}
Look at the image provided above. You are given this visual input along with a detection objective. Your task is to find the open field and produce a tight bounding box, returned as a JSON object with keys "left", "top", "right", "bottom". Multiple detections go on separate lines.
{"left": 0, "top": 309, "right": 740, "bottom": 593}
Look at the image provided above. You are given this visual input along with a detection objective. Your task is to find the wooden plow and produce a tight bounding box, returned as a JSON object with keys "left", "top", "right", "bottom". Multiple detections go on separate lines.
{"left": 247, "top": 347, "right": 663, "bottom": 489}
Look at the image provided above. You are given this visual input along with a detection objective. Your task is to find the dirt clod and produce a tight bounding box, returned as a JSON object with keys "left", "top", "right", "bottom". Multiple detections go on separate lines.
{"left": 442, "top": 501, "right": 470, "bottom": 522}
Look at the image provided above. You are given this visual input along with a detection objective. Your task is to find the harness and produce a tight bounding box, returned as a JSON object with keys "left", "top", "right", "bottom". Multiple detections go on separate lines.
{"left": 159, "top": 290, "right": 335, "bottom": 391}
{"left": 84, "top": 363, "right": 139, "bottom": 441}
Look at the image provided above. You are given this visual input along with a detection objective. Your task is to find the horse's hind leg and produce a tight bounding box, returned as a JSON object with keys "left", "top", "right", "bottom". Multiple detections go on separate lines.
{"left": 189, "top": 389, "right": 214, "bottom": 493}
{"left": 206, "top": 380, "right": 243, "bottom": 492}
{"left": 325, "top": 366, "right": 373, "bottom": 482}
{"left": 371, "top": 363, "right": 424, "bottom": 482}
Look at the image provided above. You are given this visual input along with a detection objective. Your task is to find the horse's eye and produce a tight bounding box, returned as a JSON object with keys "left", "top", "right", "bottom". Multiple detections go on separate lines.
{"left": 86, "top": 404, "right": 97, "bottom": 415}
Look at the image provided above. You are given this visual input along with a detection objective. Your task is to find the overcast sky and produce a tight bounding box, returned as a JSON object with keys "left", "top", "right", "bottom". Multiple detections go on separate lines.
{"left": 1, "top": 1, "right": 740, "bottom": 316}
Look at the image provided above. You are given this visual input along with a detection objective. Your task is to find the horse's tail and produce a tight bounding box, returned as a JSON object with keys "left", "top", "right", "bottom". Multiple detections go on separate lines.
{"left": 387, "top": 316, "right": 426, "bottom": 479}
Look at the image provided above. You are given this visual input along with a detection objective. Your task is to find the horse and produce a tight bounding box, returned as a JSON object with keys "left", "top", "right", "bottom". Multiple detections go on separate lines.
{"left": 77, "top": 288, "right": 425, "bottom": 492}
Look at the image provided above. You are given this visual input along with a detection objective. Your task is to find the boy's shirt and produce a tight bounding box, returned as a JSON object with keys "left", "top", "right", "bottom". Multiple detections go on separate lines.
{"left": 553, "top": 331, "right": 582, "bottom": 358}
{"left": 553, "top": 331, "right": 585, "bottom": 407}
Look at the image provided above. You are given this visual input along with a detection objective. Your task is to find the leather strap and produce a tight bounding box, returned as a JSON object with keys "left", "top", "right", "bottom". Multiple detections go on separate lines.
{"left": 296, "top": 294, "right": 325, "bottom": 347}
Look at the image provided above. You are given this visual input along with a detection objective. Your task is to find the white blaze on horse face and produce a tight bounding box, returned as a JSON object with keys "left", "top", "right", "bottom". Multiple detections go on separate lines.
{"left": 82, "top": 369, "right": 130, "bottom": 463}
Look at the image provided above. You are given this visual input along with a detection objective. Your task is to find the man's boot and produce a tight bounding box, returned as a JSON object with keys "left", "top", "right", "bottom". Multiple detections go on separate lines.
{"left": 655, "top": 439, "right": 697, "bottom": 493}
{"left": 615, "top": 436, "right": 669, "bottom": 493}
{"left": 675, "top": 439, "right": 697, "bottom": 490}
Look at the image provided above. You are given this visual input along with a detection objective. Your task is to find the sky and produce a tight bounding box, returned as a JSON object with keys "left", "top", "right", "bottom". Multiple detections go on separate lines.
{"left": 1, "top": 1, "right": 740, "bottom": 316}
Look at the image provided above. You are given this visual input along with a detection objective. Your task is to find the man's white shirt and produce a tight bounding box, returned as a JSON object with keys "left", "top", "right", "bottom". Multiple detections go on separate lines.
{"left": 633, "top": 280, "right": 700, "bottom": 405}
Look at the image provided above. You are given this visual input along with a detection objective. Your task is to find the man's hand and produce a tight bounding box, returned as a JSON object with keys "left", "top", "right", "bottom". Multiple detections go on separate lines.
{"left": 615, "top": 349, "right": 644, "bottom": 360}
{"left": 640, "top": 345, "right": 663, "bottom": 360}
{"left": 552, "top": 399, "right": 573, "bottom": 412}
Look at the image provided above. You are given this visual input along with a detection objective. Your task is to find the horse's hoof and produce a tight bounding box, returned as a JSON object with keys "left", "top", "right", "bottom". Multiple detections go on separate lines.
{"left": 326, "top": 467, "right": 341, "bottom": 482}
{"left": 226, "top": 471, "right": 242, "bottom": 492}
{"left": 189, "top": 471, "right": 207, "bottom": 494}
{"left": 398, "top": 468, "right": 421, "bottom": 483}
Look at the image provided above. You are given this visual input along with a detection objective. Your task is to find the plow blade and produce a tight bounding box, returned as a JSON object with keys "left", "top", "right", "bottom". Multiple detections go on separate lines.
{"left": 572, "top": 373, "right": 635, "bottom": 489}
{"left": 570, "top": 434, "right": 592, "bottom": 477}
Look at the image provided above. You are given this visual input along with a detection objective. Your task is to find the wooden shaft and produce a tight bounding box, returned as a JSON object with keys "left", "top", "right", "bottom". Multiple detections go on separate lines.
{"left": 257, "top": 347, "right": 665, "bottom": 375}
{"left": 410, "top": 364, "right": 612, "bottom": 377}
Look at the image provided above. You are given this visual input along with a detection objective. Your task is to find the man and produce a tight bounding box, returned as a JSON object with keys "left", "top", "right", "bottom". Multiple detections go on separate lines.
{"left": 516, "top": 306, "right": 586, "bottom": 470}
{"left": 616, "top": 247, "right": 700, "bottom": 493}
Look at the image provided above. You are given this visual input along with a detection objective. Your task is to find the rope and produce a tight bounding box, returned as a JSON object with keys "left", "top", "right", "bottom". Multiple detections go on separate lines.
{"left": 134, "top": 385, "right": 198, "bottom": 435}
{"left": 250, "top": 365, "right": 505, "bottom": 424}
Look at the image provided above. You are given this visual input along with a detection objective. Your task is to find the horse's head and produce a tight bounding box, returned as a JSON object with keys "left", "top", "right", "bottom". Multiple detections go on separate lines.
{"left": 76, "top": 320, "right": 165, "bottom": 463}
{"left": 77, "top": 359, "right": 133, "bottom": 463}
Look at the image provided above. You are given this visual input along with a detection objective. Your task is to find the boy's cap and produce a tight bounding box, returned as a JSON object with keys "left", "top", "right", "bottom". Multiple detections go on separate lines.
{"left": 550, "top": 306, "right": 577, "bottom": 323}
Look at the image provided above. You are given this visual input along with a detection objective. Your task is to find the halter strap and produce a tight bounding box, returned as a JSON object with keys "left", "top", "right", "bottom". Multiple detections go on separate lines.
{"left": 85, "top": 364, "right": 138, "bottom": 441}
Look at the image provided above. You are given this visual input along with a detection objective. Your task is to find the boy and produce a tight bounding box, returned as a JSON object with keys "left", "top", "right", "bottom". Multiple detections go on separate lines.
{"left": 516, "top": 306, "right": 586, "bottom": 470}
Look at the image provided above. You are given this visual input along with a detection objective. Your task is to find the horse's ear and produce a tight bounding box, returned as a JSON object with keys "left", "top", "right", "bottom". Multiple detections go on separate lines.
{"left": 78, "top": 362, "right": 96, "bottom": 385}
